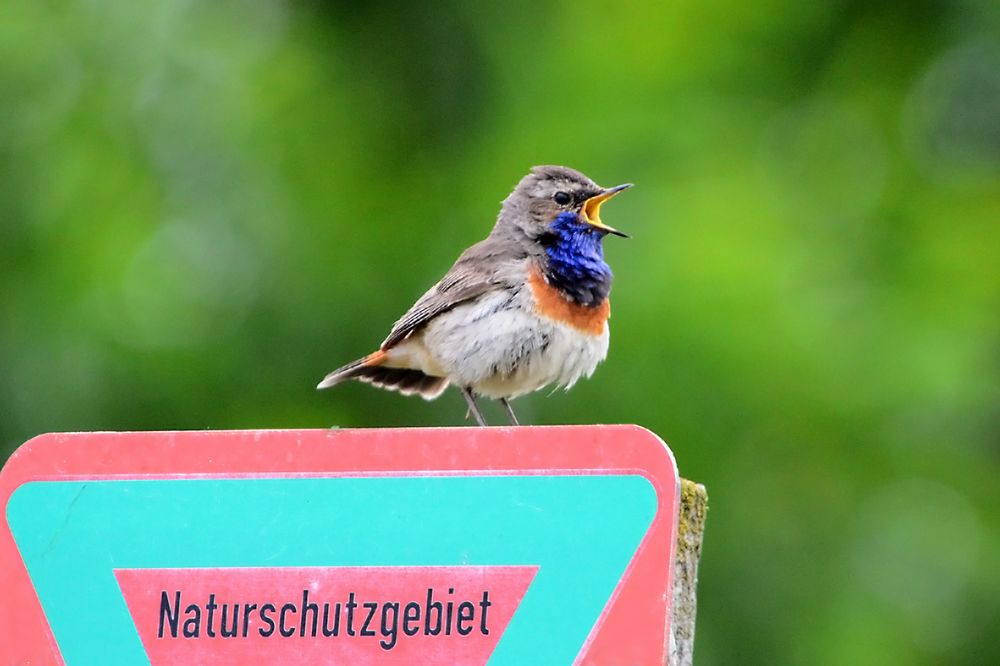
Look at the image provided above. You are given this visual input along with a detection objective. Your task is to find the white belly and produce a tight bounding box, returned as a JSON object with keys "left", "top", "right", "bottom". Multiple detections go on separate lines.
{"left": 386, "top": 290, "right": 610, "bottom": 399}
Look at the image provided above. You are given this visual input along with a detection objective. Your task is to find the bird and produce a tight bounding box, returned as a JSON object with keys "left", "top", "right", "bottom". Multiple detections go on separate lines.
{"left": 317, "top": 165, "right": 631, "bottom": 426}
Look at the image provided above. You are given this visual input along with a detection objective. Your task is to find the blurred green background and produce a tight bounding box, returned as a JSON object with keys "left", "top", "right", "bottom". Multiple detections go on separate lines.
{"left": 2, "top": 1, "right": 998, "bottom": 663}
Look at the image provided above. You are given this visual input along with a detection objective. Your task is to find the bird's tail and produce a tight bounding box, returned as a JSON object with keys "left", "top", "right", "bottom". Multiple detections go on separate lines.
{"left": 316, "top": 350, "right": 449, "bottom": 400}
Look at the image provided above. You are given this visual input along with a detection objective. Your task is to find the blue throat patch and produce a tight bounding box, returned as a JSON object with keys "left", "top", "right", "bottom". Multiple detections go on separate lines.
{"left": 543, "top": 212, "right": 613, "bottom": 307}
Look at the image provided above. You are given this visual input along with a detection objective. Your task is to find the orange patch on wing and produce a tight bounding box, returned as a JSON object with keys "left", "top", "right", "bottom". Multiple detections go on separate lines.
{"left": 528, "top": 266, "right": 610, "bottom": 336}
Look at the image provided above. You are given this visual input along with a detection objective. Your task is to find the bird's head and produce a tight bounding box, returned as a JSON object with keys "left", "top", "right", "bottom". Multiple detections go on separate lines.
{"left": 498, "top": 165, "right": 632, "bottom": 241}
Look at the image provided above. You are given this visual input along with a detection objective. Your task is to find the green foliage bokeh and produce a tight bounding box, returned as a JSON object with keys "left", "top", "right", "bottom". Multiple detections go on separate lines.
{"left": 1, "top": 2, "right": 998, "bottom": 664}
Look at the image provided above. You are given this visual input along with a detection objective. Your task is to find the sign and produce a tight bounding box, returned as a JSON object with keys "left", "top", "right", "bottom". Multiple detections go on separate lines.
{"left": 0, "top": 426, "right": 679, "bottom": 664}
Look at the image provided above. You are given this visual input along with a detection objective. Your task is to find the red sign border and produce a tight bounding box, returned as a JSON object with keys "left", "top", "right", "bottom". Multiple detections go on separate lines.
{"left": 0, "top": 425, "right": 679, "bottom": 665}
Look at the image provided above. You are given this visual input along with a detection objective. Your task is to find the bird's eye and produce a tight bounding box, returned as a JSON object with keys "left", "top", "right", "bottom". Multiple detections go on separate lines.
{"left": 553, "top": 191, "right": 571, "bottom": 206}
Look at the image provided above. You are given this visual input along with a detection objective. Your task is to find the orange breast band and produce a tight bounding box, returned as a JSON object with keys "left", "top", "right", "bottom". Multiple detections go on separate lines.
{"left": 528, "top": 266, "right": 609, "bottom": 336}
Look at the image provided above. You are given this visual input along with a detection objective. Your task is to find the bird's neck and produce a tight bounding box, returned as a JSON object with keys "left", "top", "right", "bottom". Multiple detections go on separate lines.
{"left": 542, "top": 212, "right": 613, "bottom": 307}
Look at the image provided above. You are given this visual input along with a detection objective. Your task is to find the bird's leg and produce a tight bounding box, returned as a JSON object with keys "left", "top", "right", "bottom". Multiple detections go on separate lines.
{"left": 460, "top": 387, "right": 488, "bottom": 427}
{"left": 499, "top": 398, "right": 520, "bottom": 426}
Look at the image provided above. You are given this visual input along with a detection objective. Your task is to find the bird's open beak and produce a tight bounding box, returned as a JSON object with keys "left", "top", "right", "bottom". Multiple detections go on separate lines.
{"left": 580, "top": 184, "right": 632, "bottom": 237}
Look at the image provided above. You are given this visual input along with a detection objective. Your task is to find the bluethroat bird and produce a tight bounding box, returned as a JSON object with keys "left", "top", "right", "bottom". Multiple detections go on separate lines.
{"left": 317, "top": 165, "right": 631, "bottom": 426}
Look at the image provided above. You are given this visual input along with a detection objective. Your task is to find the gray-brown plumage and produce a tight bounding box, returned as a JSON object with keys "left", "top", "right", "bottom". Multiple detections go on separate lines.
{"left": 318, "top": 165, "right": 631, "bottom": 425}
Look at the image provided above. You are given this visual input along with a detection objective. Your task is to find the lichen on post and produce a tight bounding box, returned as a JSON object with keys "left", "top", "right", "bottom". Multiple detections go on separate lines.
{"left": 669, "top": 479, "right": 708, "bottom": 666}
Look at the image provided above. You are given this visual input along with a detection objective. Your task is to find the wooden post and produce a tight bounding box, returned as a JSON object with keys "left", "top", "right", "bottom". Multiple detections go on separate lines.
{"left": 669, "top": 479, "right": 708, "bottom": 666}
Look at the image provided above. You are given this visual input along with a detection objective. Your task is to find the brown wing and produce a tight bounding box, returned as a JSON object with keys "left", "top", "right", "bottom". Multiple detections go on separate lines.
{"left": 379, "top": 240, "right": 505, "bottom": 350}
{"left": 380, "top": 277, "right": 493, "bottom": 349}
